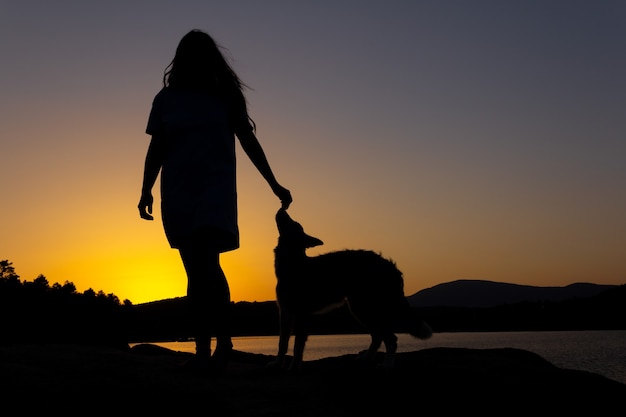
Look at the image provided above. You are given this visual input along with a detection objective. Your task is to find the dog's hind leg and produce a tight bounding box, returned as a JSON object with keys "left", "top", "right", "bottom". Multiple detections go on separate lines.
{"left": 356, "top": 333, "right": 384, "bottom": 363}
{"left": 381, "top": 332, "right": 398, "bottom": 369}
{"left": 356, "top": 331, "right": 398, "bottom": 369}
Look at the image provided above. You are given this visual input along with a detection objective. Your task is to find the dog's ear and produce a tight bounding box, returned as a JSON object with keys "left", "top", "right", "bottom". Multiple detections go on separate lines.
{"left": 304, "top": 233, "right": 324, "bottom": 248}
{"left": 276, "top": 208, "right": 323, "bottom": 248}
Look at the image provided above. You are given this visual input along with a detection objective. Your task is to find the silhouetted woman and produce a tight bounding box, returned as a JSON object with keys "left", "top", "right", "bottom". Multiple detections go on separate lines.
{"left": 138, "top": 29, "right": 292, "bottom": 372}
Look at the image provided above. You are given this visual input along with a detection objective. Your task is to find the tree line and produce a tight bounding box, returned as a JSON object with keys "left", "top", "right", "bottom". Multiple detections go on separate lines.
{"left": 0, "top": 259, "right": 131, "bottom": 348}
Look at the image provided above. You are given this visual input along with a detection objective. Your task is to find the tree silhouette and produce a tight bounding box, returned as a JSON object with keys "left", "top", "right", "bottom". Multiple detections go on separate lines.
{"left": 0, "top": 259, "right": 132, "bottom": 348}
{"left": 0, "top": 259, "right": 20, "bottom": 285}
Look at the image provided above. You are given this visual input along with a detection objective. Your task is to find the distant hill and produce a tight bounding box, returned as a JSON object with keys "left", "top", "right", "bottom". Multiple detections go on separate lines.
{"left": 126, "top": 281, "right": 625, "bottom": 341}
{"left": 407, "top": 280, "right": 617, "bottom": 308}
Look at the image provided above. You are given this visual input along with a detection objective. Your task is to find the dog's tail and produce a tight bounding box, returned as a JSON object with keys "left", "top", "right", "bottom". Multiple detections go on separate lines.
{"left": 407, "top": 307, "right": 433, "bottom": 340}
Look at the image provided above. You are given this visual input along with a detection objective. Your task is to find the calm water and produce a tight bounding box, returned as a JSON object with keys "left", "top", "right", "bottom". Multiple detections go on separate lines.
{"left": 140, "top": 330, "right": 626, "bottom": 385}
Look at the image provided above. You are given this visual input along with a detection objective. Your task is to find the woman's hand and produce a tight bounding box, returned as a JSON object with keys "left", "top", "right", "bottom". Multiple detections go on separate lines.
{"left": 273, "top": 184, "right": 292, "bottom": 210}
{"left": 138, "top": 192, "right": 154, "bottom": 220}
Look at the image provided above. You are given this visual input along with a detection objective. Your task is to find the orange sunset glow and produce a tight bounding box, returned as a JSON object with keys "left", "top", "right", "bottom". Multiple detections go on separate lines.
{"left": 2, "top": 1, "right": 625, "bottom": 305}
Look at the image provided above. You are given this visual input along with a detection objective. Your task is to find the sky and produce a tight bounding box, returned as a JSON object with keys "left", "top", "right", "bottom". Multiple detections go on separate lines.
{"left": 1, "top": 1, "right": 625, "bottom": 305}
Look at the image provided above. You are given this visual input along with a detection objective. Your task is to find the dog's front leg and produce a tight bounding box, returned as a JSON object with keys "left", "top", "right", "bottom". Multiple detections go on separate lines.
{"left": 267, "top": 311, "right": 293, "bottom": 370}
{"left": 290, "top": 321, "right": 309, "bottom": 371}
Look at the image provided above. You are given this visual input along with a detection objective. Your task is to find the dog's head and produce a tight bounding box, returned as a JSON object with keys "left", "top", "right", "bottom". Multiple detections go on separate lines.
{"left": 276, "top": 208, "right": 323, "bottom": 249}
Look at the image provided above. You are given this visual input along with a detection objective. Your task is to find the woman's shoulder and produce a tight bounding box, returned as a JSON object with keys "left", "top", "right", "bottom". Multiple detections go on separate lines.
{"left": 150, "top": 87, "right": 194, "bottom": 109}
{"left": 152, "top": 86, "right": 174, "bottom": 100}
{"left": 149, "top": 87, "right": 169, "bottom": 107}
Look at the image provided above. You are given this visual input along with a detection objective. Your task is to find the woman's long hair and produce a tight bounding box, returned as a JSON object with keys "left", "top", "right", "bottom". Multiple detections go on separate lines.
{"left": 164, "top": 29, "right": 255, "bottom": 130}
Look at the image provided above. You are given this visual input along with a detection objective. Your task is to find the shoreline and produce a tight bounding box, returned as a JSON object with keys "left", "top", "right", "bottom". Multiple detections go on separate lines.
{"left": 134, "top": 330, "right": 626, "bottom": 385}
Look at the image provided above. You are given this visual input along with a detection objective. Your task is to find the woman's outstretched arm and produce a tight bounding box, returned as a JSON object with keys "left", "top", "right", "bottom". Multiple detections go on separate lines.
{"left": 237, "top": 130, "right": 292, "bottom": 209}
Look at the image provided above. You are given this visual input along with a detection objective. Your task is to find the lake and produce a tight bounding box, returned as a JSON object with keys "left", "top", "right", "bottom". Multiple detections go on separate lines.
{"left": 138, "top": 330, "right": 626, "bottom": 385}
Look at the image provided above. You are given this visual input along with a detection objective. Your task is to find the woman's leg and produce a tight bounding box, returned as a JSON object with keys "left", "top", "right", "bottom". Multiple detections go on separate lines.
{"left": 179, "top": 243, "right": 232, "bottom": 360}
{"left": 212, "top": 262, "right": 233, "bottom": 358}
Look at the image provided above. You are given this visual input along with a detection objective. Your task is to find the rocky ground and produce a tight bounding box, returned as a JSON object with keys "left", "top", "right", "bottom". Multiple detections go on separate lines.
{"left": 1, "top": 343, "right": 624, "bottom": 415}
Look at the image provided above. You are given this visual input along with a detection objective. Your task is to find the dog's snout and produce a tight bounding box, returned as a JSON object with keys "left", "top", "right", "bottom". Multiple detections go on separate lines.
{"left": 276, "top": 207, "right": 289, "bottom": 221}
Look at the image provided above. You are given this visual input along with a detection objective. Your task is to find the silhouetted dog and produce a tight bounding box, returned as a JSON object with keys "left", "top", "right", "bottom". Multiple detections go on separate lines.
{"left": 268, "top": 208, "right": 432, "bottom": 371}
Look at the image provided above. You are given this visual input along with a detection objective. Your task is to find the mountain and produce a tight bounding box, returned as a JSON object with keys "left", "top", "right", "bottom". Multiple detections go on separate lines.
{"left": 125, "top": 280, "right": 624, "bottom": 341}
{"left": 407, "top": 280, "right": 617, "bottom": 308}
